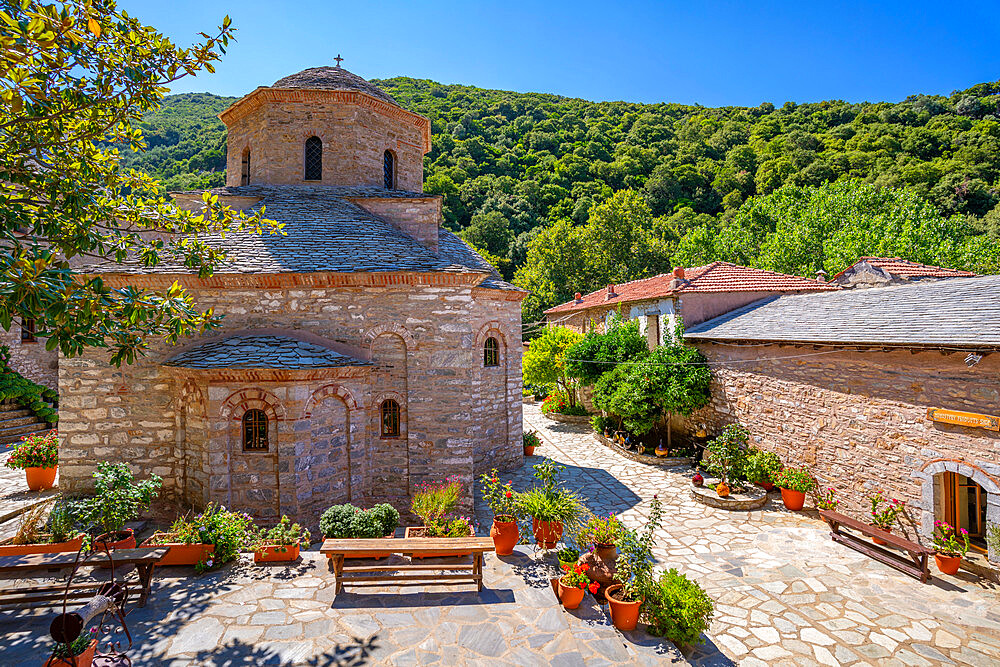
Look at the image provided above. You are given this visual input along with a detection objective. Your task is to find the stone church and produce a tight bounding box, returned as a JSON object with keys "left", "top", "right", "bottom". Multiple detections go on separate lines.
{"left": 59, "top": 65, "right": 525, "bottom": 527}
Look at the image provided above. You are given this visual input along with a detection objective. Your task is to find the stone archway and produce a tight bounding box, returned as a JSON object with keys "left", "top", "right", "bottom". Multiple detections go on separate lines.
{"left": 918, "top": 459, "right": 999, "bottom": 562}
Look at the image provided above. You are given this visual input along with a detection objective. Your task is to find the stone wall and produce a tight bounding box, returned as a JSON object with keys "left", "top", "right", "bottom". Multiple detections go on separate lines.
{"left": 686, "top": 342, "right": 999, "bottom": 554}
{"left": 349, "top": 197, "right": 441, "bottom": 252}
{"left": 224, "top": 91, "right": 426, "bottom": 191}
{"left": 58, "top": 279, "right": 523, "bottom": 528}
{"left": 2, "top": 323, "right": 58, "bottom": 389}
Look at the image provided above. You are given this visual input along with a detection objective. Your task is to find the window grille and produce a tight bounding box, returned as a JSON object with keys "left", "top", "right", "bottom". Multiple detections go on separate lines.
{"left": 484, "top": 337, "right": 500, "bottom": 367}
{"left": 242, "top": 409, "right": 268, "bottom": 451}
{"left": 240, "top": 148, "right": 251, "bottom": 186}
{"left": 383, "top": 150, "right": 395, "bottom": 189}
{"left": 380, "top": 399, "right": 401, "bottom": 438}
{"left": 305, "top": 136, "right": 323, "bottom": 181}
{"left": 20, "top": 319, "right": 35, "bottom": 343}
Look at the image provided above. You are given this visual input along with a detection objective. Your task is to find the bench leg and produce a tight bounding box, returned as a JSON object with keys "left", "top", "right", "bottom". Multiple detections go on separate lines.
{"left": 135, "top": 564, "right": 154, "bottom": 607}
{"left": 474, "top": 552, "right": 483, "bottom": 592}
{"left": 334, "top": 555, "right": 345, "bottom": 594}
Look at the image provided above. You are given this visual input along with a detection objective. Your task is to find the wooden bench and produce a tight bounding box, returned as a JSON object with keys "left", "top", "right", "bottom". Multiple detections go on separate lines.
{"left": 819, "top": 509, "right": 933, "bottom": 583}
{"left": 320, "top": 537, "right": 495, "bottom": 594}
{"left": 0, "top": 547, "right": 168, "bottom": 608}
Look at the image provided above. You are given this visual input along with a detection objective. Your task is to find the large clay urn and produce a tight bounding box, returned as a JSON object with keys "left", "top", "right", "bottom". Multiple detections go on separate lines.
{"left": 579, "top": 544, "right": 617, "bottom": 602}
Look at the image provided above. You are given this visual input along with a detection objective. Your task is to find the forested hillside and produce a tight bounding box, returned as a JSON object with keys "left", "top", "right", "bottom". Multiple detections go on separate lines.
{"left": 128, "top": 80, "right": 1000, "bottom": 320}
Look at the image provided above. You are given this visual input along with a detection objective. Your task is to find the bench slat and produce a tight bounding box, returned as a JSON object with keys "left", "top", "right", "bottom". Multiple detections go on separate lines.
{"left": 342, "top": 564, "right": 475, "bottom": 574}
{"left": 0, "top": 547, "right": 169, "bottom": 572}
{"left": 342, "top": 573, "right": 481, "bottom": 584}
{"left": 819, "top": 510, "right": 932, "bottom": 553}
{"left": 321, "top": 537, "right": 494, "bottom": 554}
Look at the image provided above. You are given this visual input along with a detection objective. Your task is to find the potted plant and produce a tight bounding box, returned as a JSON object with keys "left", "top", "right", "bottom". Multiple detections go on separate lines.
{"left": 558, "top": 561, "right": 599, "bottom": 610}
{"left": 516, "top": 460, "right": 585, "bottom": 548}
{"left": 577, "top": 513, "right": 623, "bottom": 563}
{"left": 744, "top": 450, "right": 781, "bottom": 491}
{"left": 705, "top": 424, "right": 749, "bottom": 497}
{"left": 141, "top": 513, "right": 215, "bottom": 567}
{"left": 480, "top": 469, "right": 521, "bottom": 555}
{"left": 0, "top": 499, "right": 85, "bottom": 556}
{"left": 773, "top": 468, "right": 816, "bottom": 511}
{"left": 45, "top": 628, "right": 99, "bottom": 667}
{"left": 406, "top": 476, "right": 475, "bottom": 557}
{"left": 868, "top": 492, "right": 905, "bottom": 544}
{"left": 166, "top": 503, "right": 254, "bottom": 573}
{"left": 80, "top": 462, "right": 161, "bottom": 551}
{"left": 252, "top": 515, "right": 310, "bottom": 563}
{"left": 607, "top": 495, "right": 662, "bottom": 631}
{"left": 931, "top": 520, "right": 970, "bottom": 575}
{"left": 557, "top": 546, "right": 579, "bottom": 571}
{"left": 642, "top": 568, "right": 714, "bottom": 650}
{"left": 816, "top": 487, "right": 839, "bottom": 512}
{"left": 523, "top": 430, "right": 540, "bottom": 456}
{"left": 320, "top": 503, "right": 400, "bottom": 559}
{"left": 5, "top": 430, "right": 59, "bottom": 491}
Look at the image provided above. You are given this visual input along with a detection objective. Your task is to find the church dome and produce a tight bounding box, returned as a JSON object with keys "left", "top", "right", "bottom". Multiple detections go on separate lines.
{"left": 272, "top": 66, "right": 398, "bottom": 106}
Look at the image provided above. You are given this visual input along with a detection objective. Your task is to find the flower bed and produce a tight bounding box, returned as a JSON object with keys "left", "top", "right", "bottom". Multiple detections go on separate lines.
{"left": 595, "top": 432, "right": 694, "bottom": 467}
{"left": 689, "top": 478, "right": 767, "bottom": 510}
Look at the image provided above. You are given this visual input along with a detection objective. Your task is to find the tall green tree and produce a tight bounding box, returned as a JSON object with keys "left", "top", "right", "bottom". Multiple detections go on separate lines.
{"left": 0, "top": 0, "right": 278, "bottom": 365}
{"left": 522, "top": 326, "right": 582, "bottom": 406}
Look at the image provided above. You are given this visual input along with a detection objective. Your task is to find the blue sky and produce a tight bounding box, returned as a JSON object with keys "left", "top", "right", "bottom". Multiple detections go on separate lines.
{"left": 121, "top": 0, "right": 1000, "bottom": 106}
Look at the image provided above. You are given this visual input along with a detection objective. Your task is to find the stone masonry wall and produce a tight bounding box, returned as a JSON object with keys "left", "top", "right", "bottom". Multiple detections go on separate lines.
{"left": 2, "top": 323, "right": 58, "bottom": 389}
{"left": 225, "top": 96, "right": 424, "bottom": 191}
{"left": 687, "top": 342, "right": 1000, "bottom": 548}
{"left": 58, "top": 281, "right": 523, "bottom": 527}
{"left": 349, "top": 197, "right": 442, "bottom": 252}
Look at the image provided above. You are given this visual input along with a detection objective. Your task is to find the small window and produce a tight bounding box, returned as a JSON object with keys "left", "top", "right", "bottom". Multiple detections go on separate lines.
{"left": 484, "top": 337, "right": 499, "bottom": 367}
{"left": 304, "top": 136, "right": 322, "bottom": 181}
{"left": 20, "top": 318, "right": 35, "bottom": 343}
{"left": 380, "top": 399, "right": 400, "bottom": 438}
{"left": 383, "top": 150, "right": 395, "bottom": 189}
{"left": 240, "top": 147, "right": 251, "bottom": 186}
{"left": 242, "top": 409, "right": 268, "bottom": 451}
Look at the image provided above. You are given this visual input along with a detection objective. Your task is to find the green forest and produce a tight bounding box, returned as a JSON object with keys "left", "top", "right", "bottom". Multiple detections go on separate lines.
{"left": 127, "top": 79, "right": 1000, "bottom": 322}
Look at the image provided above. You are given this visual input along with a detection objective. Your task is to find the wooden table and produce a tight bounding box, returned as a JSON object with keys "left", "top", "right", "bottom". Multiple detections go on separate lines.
{"left": 819, "top": 509, "right": 933, "bottom": 583}
{"left": 320, "top": 537, "right": 496, "bottom": 593}
{"left": 0, "top": 547, "right": 168, "bottom": 607}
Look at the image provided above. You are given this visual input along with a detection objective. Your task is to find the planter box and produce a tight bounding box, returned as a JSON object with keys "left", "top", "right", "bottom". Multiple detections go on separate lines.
{"left": 543, "top": 412, "right": 591, "bottom": 424}
{"left": 405, "top": 526, "right": 474, "bottom": 557}
{"left": 0, "top": 534, "right": 83, "bottom": 557}
{"left": 254, "top": 543, "right": 300, "bottom": 563}
{"left": 141, "top": 539, "right": 215, "bottom": 567}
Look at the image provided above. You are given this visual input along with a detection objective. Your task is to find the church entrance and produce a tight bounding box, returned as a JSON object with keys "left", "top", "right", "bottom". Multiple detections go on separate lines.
{"left": 942, "top": 471, "right": 988, "bottom": 553}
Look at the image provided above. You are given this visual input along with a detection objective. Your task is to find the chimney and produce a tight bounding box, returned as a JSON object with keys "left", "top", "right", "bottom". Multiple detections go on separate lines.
{"left": 574, "top": 292, "right": 583, "bottom": 303}
{"left": 605, "top": 284, "right": 617, "bottom": 300}
{"left": 815, "top": 269, "right": 828, "bottom": 283}
{"left": 673, "top": 266, "right": 685, "bottom": 279}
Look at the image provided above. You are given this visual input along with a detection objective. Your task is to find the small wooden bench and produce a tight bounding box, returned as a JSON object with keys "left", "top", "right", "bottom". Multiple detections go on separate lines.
{"left": 819, "top": 509, "right": 933, "bottom": 583}
{"left": 320, "top": 537, "right": 495, "bottom": 594}
{"left": 0, "top": 547, "right": 168, "bottom": 608}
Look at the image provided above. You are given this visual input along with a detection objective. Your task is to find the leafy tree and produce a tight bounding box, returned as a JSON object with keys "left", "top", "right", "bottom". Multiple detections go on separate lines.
{"left": 522, "top": 326, "right": 582, "bottom": 407}
{"left": 0, "top": 1, "right": 278, "bottom": 364}
{"left": 564, "top": 317, "right": 648, "bottom": 385}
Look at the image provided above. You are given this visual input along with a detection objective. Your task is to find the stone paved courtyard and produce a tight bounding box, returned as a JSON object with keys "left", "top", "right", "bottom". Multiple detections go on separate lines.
{"left": 501, "top": 402, "right": 1000, "bottom": 666}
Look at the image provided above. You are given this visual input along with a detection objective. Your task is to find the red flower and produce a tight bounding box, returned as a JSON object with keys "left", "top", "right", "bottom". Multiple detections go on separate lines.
{"left": 588, "top": 582, "right": 600, "bottom": 594}
{"left": 504, "top": 491, "right": 512, "bottom": 498}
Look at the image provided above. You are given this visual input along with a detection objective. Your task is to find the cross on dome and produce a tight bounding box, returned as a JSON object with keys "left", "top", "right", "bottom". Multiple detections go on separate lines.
{"left": 334, "top": 54, "right": 343, "bottom": 68}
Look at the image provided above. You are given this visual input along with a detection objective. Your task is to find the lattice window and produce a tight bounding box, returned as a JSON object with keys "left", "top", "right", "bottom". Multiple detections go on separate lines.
{"left": 305, "top": 136, "right": 322, "bottom": 181}
{"left": 20, "top": 318, "right": 35, "bottom": 343}
{"left": 242, "top": 409, "right": 268, "bottom": 451}
{"left": 383, "top": 150, "right": 395, "bottom": 189}
{"left": 483, "top": 336, "right": 500, "bottom": 367}
{"left": 380, "top": 399, "right": 400, "bottom": 438}
{"left": 240, "top": 148, "right": 251, "bottom": 186}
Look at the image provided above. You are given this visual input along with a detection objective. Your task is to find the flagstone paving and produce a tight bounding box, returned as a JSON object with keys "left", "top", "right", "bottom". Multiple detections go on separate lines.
{"left": 503, "top": 402, "right": 1000, "bottom": 666}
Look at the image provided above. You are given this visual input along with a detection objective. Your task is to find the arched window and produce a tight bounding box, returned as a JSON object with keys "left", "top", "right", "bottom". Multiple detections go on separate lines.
{"left": 304, "top": 136, "right": 322, "bottom": 181}
{"left": 240, "top": 147, "right": 251, "bottom": 186}
{"left": 242, "top": 409, "right": 268, "bottom": 451}
{"left": 380, "top": 399, "right": 400, "bottom": 438}
{"left": 483, "top": 336, "right": 500, "bottom": 367}
{"left": 383, "top": 150, "right": 395, "bottom": 189}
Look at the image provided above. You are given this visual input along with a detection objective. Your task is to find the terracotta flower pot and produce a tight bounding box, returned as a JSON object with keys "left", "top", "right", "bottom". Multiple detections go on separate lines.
{"left": 550, "top": 576, "right": 561, "bottom": 598}
{"left": 779, "top": 488, "right": 806, "bottom": 511}
{"left": 871, "top": 526, "right": 891, "bottom": 546}
{"left": 25, "top": 465, "right": 57, "bottom": 492}
{"left": 0, "top": 534, "right": 84, "bottom": 557}
{"left": 143, "top": 541, "right": 215, "bottom": 567}
{"left": 935, "top": 553, "right": 963, "bottom": 575}
{"left": 531, "top": 519, "right": 563, "bottom": 548}
{"left": 254, "top": 544, "right": 300, "bottom": 563}
{"left": 654, "top": 447, "right": 669, "bottom": 458}
{"left": 93, "top": 529, "right": 136, "bottom": 553}
{"left": 758, "top": 481, "right": 774, "bottom": 492}
{"left": 523, "top": 445, "right": 536, "bottom": 456}
{"left": 490, "top": 519, "right": 519, "bottom": 555}
{"left": 44, "top": 638, "right": 97, "bottom": 667}
{"left": 558, "top": 579, "right": 586, "bottom": 610}
{"left": 716, "top": 482, "right": 730, "bottom": 498}
{"left": 605, "top": 584, "right": 643, "bottom": 631}
{"left": 405, "top": 526, "right": 474, "bottom": 557}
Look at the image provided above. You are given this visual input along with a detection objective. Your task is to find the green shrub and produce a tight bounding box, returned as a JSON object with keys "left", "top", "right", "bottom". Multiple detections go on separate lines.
{"left": 367, "top": 503, "right": 400, "bottom": 537}
{"left": 320, "top": 504, "right": 358, "bottom": 538}
{"left": 743, "top": 449, "right": 781, "bottom": 484}
{"left": 191, "top": 504, "right": 255, "bottom": 570}
{"left": 320, "top": 503, "right": 399, "bottom": 539}
{"left": 80, "top": 462, "right": 161, "bottom": 537}
{"left": 773, "top": 467, "right": 816, "bottom": 493}
{"left": 643, "top": 568, "right": 714, "bottom": 645}
{"left": 564, "top": 318, "right": 648, "bottom": 386}
{"left": 0, "top": 346, "right": 58, "bottom": 423}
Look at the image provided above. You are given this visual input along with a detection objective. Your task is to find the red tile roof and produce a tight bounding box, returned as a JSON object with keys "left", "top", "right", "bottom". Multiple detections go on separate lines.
{"left": 831, "top": 257, "right": 977, "bottom": 281}
{"left": 544, "top": 262, "right": 839, "bottom": 315}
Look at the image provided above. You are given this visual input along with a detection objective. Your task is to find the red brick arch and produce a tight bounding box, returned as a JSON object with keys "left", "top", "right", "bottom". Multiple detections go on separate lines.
{"left": 219, "top": 388, "right": 286, "bottom": 422}
{"left": 302, "top": 384, "right": 360, "bottom": 418}
{"left": 474, "top": 320, "right": 507, "bottom": 349}
{"left": 363, "top": 323, "right": 416, "bottom": 351}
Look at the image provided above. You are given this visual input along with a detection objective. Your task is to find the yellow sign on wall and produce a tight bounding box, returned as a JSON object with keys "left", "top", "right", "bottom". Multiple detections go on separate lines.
{"left": 927, "top": 408, "right": 1000, "bottom": 432}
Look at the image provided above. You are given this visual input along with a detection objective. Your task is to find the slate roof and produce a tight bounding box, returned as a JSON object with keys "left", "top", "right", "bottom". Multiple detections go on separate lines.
{"left": 77, "top": 185, "right": 509, "bottom": 282}
{"left": 684, "top": 274, "right": 1000, "bottom": 349}
{"left": 544, "top": 262, "right": 838, "bottom": 315}
{"left": 163, "top": 335, "right": 372, "bottom": 369}
{"left": 272, "top": 66, "right": 398, "bottom": 106}
{"left": 832, "top": 257, "right": 977, "bottom": 281}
